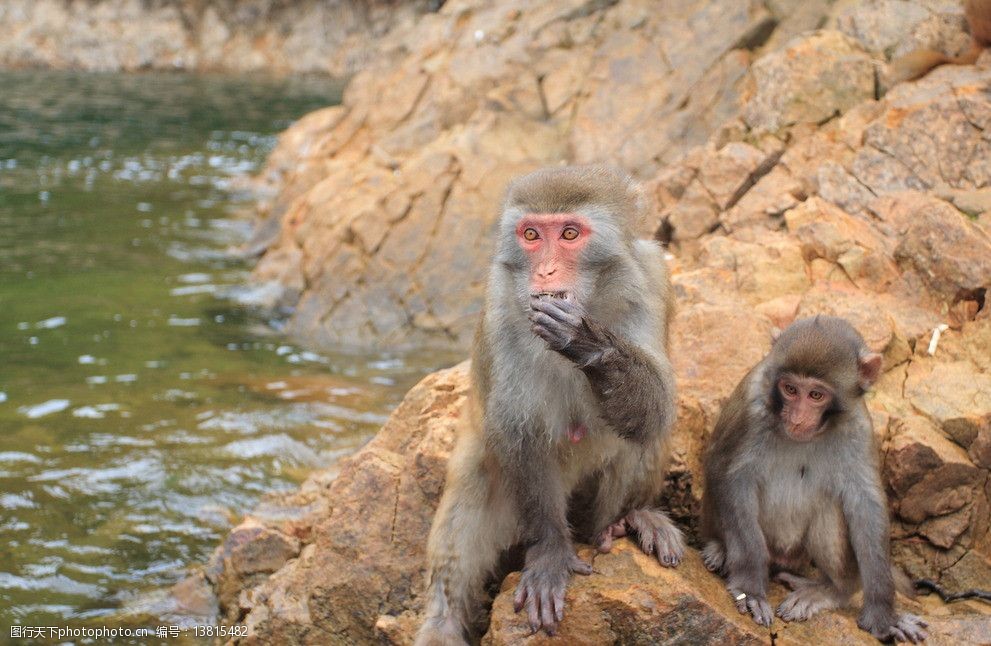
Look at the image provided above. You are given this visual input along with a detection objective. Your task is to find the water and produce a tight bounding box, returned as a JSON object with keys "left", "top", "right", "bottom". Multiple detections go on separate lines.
{"left": 0, "top": 72, "right": 455, "bottom": 632}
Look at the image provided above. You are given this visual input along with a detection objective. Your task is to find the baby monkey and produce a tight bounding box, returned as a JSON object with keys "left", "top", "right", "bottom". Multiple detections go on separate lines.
{"left": 701, "top": 316, "right": 927, "bottom": 643}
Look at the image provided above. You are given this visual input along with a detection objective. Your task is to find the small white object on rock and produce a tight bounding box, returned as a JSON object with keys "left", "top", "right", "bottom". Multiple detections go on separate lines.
{"left": 927, "top": 324, "right": 949, "bottom": 356}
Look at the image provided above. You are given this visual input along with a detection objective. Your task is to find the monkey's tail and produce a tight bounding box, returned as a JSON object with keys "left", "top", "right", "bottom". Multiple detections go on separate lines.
{"left": 913, "top": 578, "right": 991, "bottom": 604}
{"left": 888, "top": 41, "right": 983, "bottom": 85}
{"left": 893, "top": 567, "right": 917, "bottom": 599}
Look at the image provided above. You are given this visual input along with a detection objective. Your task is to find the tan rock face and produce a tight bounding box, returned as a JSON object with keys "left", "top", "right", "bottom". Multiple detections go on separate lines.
{"left": 243, "top": 0, "right": 991, "bottom": 351}
{"left": 214, "top": 364, "right": 468, "bottom": 644}
{"left": 0, "top": 0, "right": 434, "bottom": 76}
{"left": 200, "top": 360, "right": 991, "bottom": 644}
{"left": 190, "top": 0, "right": 991, "bottom": 643}
{"left": 247, "top": 0, "right": 794, "bottom": 348}
{"left": 484, "top": 545, "right": 767, "bottom": 645}
{"left": 742, "top": 30, "right": 876, "bottom": 133}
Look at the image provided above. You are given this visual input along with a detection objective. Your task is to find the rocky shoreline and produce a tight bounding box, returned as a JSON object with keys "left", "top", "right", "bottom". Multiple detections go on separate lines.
{"left": 0, "top": 0, "right": 435, "bottom": 76}
{"left": 169, "top": 0, "right": 990, "bottom": 643}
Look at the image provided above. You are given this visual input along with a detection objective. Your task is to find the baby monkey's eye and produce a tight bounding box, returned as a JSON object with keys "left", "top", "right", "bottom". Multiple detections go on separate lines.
{"left": 523, "top": 228, "right": 539, "bottom": 241}
{"left": 561, "top": 226, "right": 580, "bottom": 241}
{"left": 809, "top": 390, "right": 824, "bottom": 401}
{"left": 783, "top": 383, "right": 798, "bottom": 396}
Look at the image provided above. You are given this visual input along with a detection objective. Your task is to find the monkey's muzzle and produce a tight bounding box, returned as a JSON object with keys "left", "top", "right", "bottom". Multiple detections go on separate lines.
{"left": 533, "top": 291, "right": 572, "bottom": 300}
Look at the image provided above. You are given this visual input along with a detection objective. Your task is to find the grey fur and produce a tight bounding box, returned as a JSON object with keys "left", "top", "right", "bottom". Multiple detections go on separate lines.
{"left": 700, "top": 316, "right": 927, "bottom": 643}
{"left": 416, "top": 166, "right": 680, "bottom": 645}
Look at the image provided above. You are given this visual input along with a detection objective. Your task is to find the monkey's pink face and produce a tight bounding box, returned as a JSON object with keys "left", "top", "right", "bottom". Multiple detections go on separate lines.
{"left": 516, "top": 213, "right": 592, "bottom": 297}
{"left": 778, "top": 374, "right": 834, "bottom": 442}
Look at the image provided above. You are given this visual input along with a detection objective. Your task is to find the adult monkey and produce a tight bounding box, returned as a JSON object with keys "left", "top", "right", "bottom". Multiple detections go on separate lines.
{"left": 415, "top": 165, "right": 682, "bottom": 645}
{"left": 701, "top": 316, "right": 927, "bottom": 643}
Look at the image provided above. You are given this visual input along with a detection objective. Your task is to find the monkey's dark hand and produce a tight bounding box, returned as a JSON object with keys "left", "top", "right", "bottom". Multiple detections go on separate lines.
{"left": 528, "top": 296, "right": 611, "bottom": 368}
{"left": 529, "top": 295, "right": 673, "bottom": 444}
{"left": 728, "top": 586, "right": 773, "bottom": 627}
{"left": 513, "top": 545, "right": 592, "bottom": 636}
{"left": 857, "top": 609, "right": 928, "bottom": 643}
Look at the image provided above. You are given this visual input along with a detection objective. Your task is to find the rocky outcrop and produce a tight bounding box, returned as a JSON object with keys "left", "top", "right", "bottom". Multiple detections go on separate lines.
{"left": 187, "top": 0, "right": 991, "bottom": 643}
{"left": 196, "top": 350, "right": 991, "bottom": 644}
{"left": 203, "top": 364, "right": 467, "bottom": 644}
{"left": 0, "top": 0, "right": 435, "bottom": 76}
{"left": 244, "top": 0, "right": 988, "bottom": 352}
{"left": 245, "top": 0, "right": 781, "bottom": 347}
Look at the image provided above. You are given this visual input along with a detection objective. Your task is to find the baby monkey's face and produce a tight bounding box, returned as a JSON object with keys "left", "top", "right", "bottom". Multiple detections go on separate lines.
{"left": 776, "top": 373, "right": 834, "bottom": 442}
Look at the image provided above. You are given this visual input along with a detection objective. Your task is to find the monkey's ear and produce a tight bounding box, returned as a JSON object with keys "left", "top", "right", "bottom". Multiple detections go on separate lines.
{"left": 858, "top": 352, "right": 883, "bottom": 389}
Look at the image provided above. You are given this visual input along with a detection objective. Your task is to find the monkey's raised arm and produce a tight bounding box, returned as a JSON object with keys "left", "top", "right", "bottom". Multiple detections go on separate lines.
{"left": 529, "top": 297, "right": 674, "bottom": 444}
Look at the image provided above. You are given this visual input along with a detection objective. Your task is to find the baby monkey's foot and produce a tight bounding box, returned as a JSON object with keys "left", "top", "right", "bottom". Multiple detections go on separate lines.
{"left": 702, "top": 540, "right": 726, "bottom": 574}
{"left": 729, "top": 587, "right": 773, "bottom": 627}
{"left": 776, "top": 581, "right": 845, "bottom": 621}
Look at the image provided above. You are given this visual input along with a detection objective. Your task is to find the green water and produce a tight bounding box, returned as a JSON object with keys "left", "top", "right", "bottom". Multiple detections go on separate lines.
{"left": 0, "top": 72, "right": 453, "bottom": 633}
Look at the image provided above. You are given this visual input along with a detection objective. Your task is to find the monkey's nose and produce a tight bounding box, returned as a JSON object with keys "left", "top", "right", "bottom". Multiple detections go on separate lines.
{"left": 537, "top": 267, "right": 556, "bottom": 279}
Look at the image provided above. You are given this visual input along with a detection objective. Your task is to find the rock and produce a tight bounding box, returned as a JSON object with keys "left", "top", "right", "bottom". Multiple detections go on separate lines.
{"left": 197, "top": 0, "right": 991, "bottom": 642}
{"left": 205, "top": 353, "right": 990, "bottom": 644}
{"left": 884, "top": 416, "right": 983, "bottom": 527}
{"left": 225, "top": 364, "right": 468, "bottom": 643}
{"left": 742, "top": 31, "right": 875, "bottom": 133}
{"left": 855, "top": 68, "right": 991, "bottom": 194}
{"left": 784, "top": 197, "right": 899, "bottom": 293}
{"left": 245, "top": 0, "right": 846, "bottom": 350}
{"left": 170, "top": 571, "right": 220, "bottom": 620}
{"left": 905, "top": 357, "right": 991, "bottom": 451}
{"left": 0, "top": 0, "right": 435, "bottom": 76}
{"left": 832, "top": 0, "right": 974, "bottom": 80}
{"left": 879, "top": 193, "right": 991, "bottom": 302}
{"left": 484, "top": 544, "right": 766, "bottom": 645}
{"left": 210, "top": 518, "right": 302, "bottom": 614}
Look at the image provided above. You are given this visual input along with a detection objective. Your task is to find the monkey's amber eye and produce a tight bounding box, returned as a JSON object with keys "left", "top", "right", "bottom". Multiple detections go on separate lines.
{"left": 783, "top": 383, "right": 798, "bottom": 396}
{"left": 523, "top": 228, "right": 539, "bottom": 241}
{"left": 561, "top": 226, "right": 580, "bottom": 241}
{"left": 809, "top": 390, "right": 823, "bottom": 401}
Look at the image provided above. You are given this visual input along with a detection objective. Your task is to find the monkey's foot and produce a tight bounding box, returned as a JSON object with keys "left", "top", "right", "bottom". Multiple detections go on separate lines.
{"left": 594, "top": 520, "right": 627, "bottom": 553}
{"left": 729, "top": 587, "right": 773, "bottom": 627}
{"left": 702, "top": 540, "right": 726, "bottom": 574}
{"left": 513, "top": 552, "right": 591, "bottom": 635}
{"left": 776, "top": 582, "right": 845, "bottom": 622}
{"left": 624, "top": 508, "right": 684, "bottom": 567}
{"left": 858, "top": 611, "right": 928, "bottom": 644}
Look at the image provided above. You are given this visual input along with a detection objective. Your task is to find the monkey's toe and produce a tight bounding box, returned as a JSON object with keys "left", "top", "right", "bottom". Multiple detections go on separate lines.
{"left": 569, "top": 554, "right": 593, "bottom": 575}
{"left": 750, "top": 597, "right": 774, "bottom": 626}
{"left": 625, "top": 508, "right": 684, "bottom": 567}
{"left": 745, "top": 597, "right": 773, "bottom": 626}
{"left": 776, "top": 584, "right": 841, "bottom": 622}
{"left": 595, "top": 520, "right": 627, "bottom": 553}
{"left": 702, "top": 541, "right": 726, "bottom": 574}
{"left": 729, "top": 588, "right": 772, "bottom": 626}
{"left": 653, "top": 527, "right": 684, "bottom": 567}
{"left": 513, "top": 563, "right": 572, "bottom": 636}
{"left": 890, "top": 614, "right": 928, "bottom": 643}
